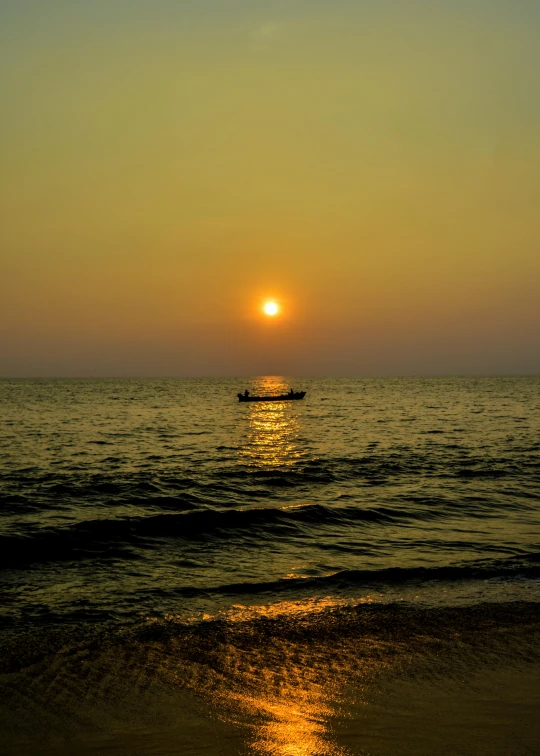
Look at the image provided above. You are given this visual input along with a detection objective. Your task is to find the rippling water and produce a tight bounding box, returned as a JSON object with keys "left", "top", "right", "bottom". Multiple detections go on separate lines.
{"left": 2, "top": 376, "right": 539, "bottom": 625}
{"left": 1, "top": 377, "right": 539, "bottom": 754}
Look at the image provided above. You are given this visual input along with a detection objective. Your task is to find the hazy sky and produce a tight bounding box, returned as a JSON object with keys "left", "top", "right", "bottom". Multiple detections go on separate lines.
{"left": 1, "top": 0, "right": 539, "bottom": 376}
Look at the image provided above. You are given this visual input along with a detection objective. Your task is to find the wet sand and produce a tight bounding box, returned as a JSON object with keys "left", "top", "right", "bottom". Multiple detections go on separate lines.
{"left": 3, "top": 662, "right": 539, "bottom": 756}
{"left": 338, "top": 665, "right": 540, "bottom": 756}
{"left": 1, "top": 601, "right": 539, "bottom": 755}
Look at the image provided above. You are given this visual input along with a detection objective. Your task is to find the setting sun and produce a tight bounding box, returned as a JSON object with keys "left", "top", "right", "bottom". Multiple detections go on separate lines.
{"left": 263, "top": 301, "right": 279, "bottom": 317}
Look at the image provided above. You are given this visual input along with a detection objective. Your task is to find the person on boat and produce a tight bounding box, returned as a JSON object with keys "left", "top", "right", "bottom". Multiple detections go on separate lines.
{"left": 289, "top": 388, "right": 294, "bottom": 396}
{"left": 244, "top": 389, "right": 250, "bottom": 398}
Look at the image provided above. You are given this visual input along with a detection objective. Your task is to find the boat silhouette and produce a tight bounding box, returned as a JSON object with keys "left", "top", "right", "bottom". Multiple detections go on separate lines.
{"left": 237, "top": 390, "right": 306, "bottom": 403}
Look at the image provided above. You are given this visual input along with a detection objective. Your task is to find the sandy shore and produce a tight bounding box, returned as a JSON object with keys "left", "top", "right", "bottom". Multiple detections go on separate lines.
{"left": 338, "top": 664, "right": 540, "bottom": 756}
{"left": 1, "top": 601, "right": 539, "bottom": 755}
{"left": 3, "top": 662, "right": 539, "bottom": 756}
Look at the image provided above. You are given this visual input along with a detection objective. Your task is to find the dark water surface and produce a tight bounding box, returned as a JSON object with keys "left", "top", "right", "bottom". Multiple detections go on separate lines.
{"left": 1, "top": 377, "right": 539, "bottom": 754}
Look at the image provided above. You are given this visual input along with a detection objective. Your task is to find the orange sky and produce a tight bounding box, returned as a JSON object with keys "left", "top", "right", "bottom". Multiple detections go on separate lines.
{"left": 1, "top": 1, "right": 539, "bottom": 375}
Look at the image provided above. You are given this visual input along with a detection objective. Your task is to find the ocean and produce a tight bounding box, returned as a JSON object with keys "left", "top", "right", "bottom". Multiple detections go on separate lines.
{"left": 1, "top": 377, "right": 539, "bottom": 755}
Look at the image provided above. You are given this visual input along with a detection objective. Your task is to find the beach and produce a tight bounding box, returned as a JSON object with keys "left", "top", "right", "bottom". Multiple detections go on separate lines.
{"left": 1, "top": 601, "right": 539, "bottom": 755}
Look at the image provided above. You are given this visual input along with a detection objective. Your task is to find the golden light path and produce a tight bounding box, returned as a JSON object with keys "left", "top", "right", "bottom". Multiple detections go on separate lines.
{"left": 176, "top": 377, "right": 357, "bottom": 755}
{"left": 235, "top": 379, "right": 350, "bottom": 753}
{"left": 239, "top": 377, "right": 304, "bottom": 468}
{"left": 153, "top": 384, "right": 380, "bottom": 755}
{"left": 208, "top": 598, "right": 376, "bottom": 756}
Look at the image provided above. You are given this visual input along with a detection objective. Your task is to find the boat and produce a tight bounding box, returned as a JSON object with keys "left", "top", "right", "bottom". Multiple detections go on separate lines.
{"left": 237, "top": 391, "right": 306, "bottom": 403}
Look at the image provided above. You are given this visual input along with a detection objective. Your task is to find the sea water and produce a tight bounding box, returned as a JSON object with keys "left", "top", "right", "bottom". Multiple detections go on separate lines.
{"left": 1, "top": 377, "right": 539, "bottom": 754}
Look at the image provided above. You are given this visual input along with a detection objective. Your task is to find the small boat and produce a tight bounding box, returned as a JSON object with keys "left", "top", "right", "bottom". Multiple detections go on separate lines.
{"left": 238, "top": 391, "right": 306, "bottom": 403}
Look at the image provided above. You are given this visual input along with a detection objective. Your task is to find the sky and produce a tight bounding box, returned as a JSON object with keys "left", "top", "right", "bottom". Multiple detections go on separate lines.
{"left": 1, "top": 0, "right": 539, "bottom": 376}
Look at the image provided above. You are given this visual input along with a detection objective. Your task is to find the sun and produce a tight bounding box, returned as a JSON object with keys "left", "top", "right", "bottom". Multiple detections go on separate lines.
{"left": 263, "top": 300, "right": 279, "bottom": 316}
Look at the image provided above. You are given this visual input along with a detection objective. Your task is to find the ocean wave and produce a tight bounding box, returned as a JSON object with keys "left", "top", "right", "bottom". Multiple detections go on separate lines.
{"left": 1, "top": 495, "right": 538, "bottom": 574}
{"left": 147, "top": 555, "right": 540, "bottom": 600}
{"left": 0, "top": 503, "right": 410, "bottom": 568}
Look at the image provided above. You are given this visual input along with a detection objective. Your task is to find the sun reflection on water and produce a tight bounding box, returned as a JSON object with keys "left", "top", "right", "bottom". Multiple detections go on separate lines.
{"left": 240, "top": 377, "right": 307, "bottom": 468}
{"left": 209, "top": 598, "right": 372, "bottom": 756}
{"left": 222, "top": 381, "right": 355, "bottom": 753}
{"left": 237, "top": 686, "right": 347, "bottom": 756}
{"left": 149, "top": 596, "right": 386, "bottom": 756}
